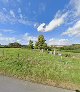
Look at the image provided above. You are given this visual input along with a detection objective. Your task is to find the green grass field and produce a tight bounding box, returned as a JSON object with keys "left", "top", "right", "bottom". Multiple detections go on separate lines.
{"left": 0, "top": 48, "right": 80, "bottom": 90}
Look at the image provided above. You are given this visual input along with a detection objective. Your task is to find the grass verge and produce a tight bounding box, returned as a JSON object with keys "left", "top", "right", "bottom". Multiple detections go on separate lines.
{"left": 0, "top": 48, "right": 80, "bottom": 90}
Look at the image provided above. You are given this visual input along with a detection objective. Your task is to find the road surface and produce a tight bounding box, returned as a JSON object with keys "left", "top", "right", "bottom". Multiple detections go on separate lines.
{"left": 0, "top": 75, "right": 75, "bottom": 92}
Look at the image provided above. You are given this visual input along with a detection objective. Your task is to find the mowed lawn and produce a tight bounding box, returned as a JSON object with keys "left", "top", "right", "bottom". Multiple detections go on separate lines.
{"left": 0, "top": 48, "right": 80, "bottom": 90}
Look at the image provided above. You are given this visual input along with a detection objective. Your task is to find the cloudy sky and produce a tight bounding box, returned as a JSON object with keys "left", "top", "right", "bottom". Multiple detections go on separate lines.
{"left": 0, "top": 0, "right": 80, "bottom": 45}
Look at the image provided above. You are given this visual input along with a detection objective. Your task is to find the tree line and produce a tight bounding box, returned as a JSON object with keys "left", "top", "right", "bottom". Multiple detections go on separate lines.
{"left": 0, "top": 35, "right": 80, "bottom": 51}
{"left": 28, "top": 35, "right": 47, "bottom": 50}
{"left": 0, "top": 35, "right": 49, "bottom": 50}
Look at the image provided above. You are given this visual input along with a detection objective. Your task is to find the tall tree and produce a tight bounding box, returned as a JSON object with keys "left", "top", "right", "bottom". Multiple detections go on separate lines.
{"left": 43, "top": 43, "right": 47, "bottom": 50}
{"left": 28, "top": 40, "right": 34, "bottom": 49}
{"left": 34, "top": 42, "right": 38, "bottom": 49}
{"left": 35, "top": 35, "right": 47, "bottom": 50}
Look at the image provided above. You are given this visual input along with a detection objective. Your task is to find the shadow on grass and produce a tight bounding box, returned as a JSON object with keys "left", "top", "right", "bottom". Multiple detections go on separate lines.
{"left": 75, "top": 90, "right": 80, "bottom": 92}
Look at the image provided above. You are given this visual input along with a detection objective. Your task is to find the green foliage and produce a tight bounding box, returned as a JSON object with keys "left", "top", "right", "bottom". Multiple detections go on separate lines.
{"left": 28, "top": 40, "right": 34, "bottom": 49}
{"left": 0, "top": 48, "right": 80, "bottom": 89}
{"left": 63, "top": 53, "right": 71, "bottom": 57}
{"left": 42, "top": 43, "right": 47, "bottom": 50}
{"left": 38, "top": 35, "right": 45, "bottom": 44}
{"left": 34, "top": 42, "right": 38, "bottom": 49}
{"left": 59, "top": 44, "right": 80, "bottom": 51}
{"left": 8, "top": 42, "right": 21, "bottom": 48}
{"left": 35, "top": 35, "right": 47, "bottom": 50}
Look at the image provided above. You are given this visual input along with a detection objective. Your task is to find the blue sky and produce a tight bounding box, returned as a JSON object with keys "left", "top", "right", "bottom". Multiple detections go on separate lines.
{"left": 0, "top": 0, "right": 80, "bottom": 45}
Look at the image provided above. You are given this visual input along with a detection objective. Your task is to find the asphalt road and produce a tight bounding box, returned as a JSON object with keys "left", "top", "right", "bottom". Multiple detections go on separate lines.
{"left": 0, "top": 75, "right": 75, "bottom": 92}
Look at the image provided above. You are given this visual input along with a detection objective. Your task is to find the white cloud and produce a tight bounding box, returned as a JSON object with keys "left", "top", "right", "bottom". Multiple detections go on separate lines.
{"left": 10, "top": 10, "right": 15, "bottom": 18}
{"left": 0, "top": 1, "right": 38, "bottom": 27}
{"left": 37, "top": 13, "right": 67, "bottom": 32}
{"left": 0, "top": 36, "right": 16, "bottom": 45}
{"left": 0, "top": 29, "right": 15, "bottom": 33}
{"left": 9, "top": 33, "right": 38, "bottom": 45}
{"left": 23, "top": 33, "right": 37, "bottom": 42}
{"left": 18, "top": 19, "right": 34, "bottom": 26}
{"left": 0, "top": 37, "right": 15, "bottom": 42}
{"left": 19, "top": 14, "right": 23, "bottom": 19}
{"left": 62, "top": 20, "right": 80, "bottom": 37}
{"left": 47, "top": 38, "right": 71, "bottom": 46}
{"left": 34, "top": 23, "right": 39, "bottom": 28}
{"left": 37, "top": 0, "right": 80, "bottom": 33}
{"left": 0, "top": 32, "right": 23, "bottom": 45}
{"left": 61, "top": 0, "right": 80, "bottom": 38}
{"left": 70, "top": 0, "right": 80, "bottom": 16}
{"left": 0, "top": 12, "right": 7, "bottom": 22}
{"left": 0, "top": 35, "right": 24, "bottom": 45}
{"left": 37, "top": 23, "right": 45, "bottom": 32}
{"left": 0, "top": 10, "right": 37, "bottom": 26}
{"left": 0, "top": 33, "right": 3, "bottom": 37}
